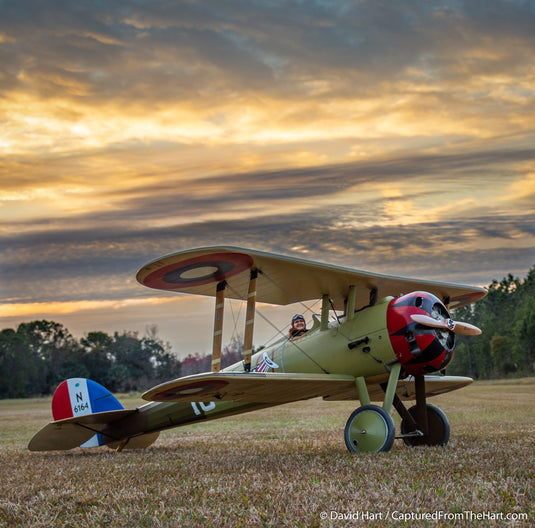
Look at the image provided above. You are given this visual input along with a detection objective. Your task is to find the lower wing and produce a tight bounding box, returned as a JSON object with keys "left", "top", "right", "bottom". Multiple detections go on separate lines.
{"left": 142, "top": 371, "right": 472, "bottom": 403}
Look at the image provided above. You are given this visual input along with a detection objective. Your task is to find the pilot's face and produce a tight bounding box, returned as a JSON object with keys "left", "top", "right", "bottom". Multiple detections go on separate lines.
{"left": 293, "top": 318, "right": 305, "bottom": 330}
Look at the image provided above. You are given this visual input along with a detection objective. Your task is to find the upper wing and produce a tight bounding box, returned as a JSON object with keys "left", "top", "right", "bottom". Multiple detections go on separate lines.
{"left": 136, "top": 246, "right": 486, "bottom": 310}
{"left": 142, "top": 372, "right": 473, "bottom": 404}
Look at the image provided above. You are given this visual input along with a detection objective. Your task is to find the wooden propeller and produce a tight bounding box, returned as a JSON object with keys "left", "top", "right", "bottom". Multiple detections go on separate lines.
{"left": 411, "top": 314, "right": 482, "bottom": 336}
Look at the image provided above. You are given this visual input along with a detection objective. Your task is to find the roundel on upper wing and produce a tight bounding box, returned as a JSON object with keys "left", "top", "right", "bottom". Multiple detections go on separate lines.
{"left": 141, "top": 252, "right": 253, "bottom": 290}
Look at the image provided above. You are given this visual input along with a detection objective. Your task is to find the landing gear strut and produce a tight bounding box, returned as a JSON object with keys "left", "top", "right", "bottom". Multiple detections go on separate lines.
{"left": 392, "top": 374, "right": 450, "bottom": 447}
{"left": 344, "top": 363, "right": 401, "bottom": 453}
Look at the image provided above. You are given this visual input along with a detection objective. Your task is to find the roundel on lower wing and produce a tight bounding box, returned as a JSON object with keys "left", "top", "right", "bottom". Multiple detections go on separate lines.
{"left": 153, "top": 380, "right": 228, "bottom": 401}
{"left": 142, "top": 252, "right": 253, "bottom": 290}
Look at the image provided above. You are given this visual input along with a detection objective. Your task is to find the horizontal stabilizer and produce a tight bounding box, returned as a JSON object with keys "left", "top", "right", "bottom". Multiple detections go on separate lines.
{"left": 28, "top": 409, "right": 136, "bottom": 451}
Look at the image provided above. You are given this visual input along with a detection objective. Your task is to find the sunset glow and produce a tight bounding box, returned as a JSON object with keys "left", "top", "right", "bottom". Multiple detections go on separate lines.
{"left": 1, "top": 0, "right": 534, "bottom": 355}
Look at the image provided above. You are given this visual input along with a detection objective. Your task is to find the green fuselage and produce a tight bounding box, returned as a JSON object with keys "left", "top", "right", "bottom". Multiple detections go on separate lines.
{"left": 105, "top": 297, "right": 396, "bottom": 442}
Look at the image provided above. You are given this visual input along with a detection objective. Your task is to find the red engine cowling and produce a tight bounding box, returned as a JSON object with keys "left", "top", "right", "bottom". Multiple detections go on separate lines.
{"left": 386, "top": 291, "right": 455, "bottom": 376}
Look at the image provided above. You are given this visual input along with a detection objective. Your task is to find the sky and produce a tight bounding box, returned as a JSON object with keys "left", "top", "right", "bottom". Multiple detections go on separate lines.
{"left": 1, "top": 0, "right": 534, "bottom": 357}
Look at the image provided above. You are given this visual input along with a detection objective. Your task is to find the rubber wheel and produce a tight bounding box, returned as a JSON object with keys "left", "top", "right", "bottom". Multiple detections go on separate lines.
{"left": 344, "top": 405, "right": 395, "bottom": 453}
{"left": 400, "top": 403, "right": 450, "bottom": 447}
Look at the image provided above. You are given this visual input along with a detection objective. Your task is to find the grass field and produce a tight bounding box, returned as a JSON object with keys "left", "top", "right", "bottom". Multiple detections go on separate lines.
{"left": 0, "top": 379, "right": 533, "bottom": 527}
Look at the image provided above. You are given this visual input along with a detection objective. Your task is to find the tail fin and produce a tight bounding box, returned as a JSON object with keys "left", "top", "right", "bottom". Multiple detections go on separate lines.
{"left": 51, "top": 378, "right": 124, "bottom": 448}
{"left": 52, "top": 378, "right": 124, "bottom": 419}
{"left": 29, "top": 378, "right": 159, "bottom": 451}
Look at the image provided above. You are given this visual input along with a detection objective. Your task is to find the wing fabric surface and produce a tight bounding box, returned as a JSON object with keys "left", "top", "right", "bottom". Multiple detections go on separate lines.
{"left": 137, "top": 246, "right": 486, "bottom": 310}
{"left": 142, "top": 372, "right": 472, "bottom": 404}
{"left": 142, "top": 372, "right": 357, "bottom": 403}
{"left": 322, "top": 375, "right": 473, "bottom": 401}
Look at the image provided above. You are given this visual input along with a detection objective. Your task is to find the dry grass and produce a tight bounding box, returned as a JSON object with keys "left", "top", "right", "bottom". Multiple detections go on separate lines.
{"left": 0, "top": 379, "right": 533, "bottom": 527}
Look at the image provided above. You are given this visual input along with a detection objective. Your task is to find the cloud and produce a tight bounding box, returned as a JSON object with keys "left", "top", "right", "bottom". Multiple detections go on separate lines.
{"left": 3, "top": 136, "right": 534, "bottom": 231}
{"left": 1, "top": 1, "right": 535, "bottom": 349}
{"left": 2, "top": 0, "right": 535, "bottom": 159}
{"left": 505, "top": 171, "right": 535, "bottom": 201}
{"left": 0, "top": 296, "right": 180, "bottom": 318}
{"left": 2, "top": 166, "right": 534, "bottom": 304}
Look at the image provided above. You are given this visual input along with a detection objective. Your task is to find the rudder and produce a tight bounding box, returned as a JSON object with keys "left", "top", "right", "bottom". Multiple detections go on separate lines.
{"left": 52, "top": 378, "right": 123, "bottom": 448}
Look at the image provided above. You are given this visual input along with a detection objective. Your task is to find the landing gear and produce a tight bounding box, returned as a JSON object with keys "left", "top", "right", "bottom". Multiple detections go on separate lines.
{"left": 344, "top": 405, "right": 395, "bottom": 453}
{"left": 344, "top": 370, "right": 452, "bottom": 453}
{"left": 393, "top": 375, "right": 451, "bottom": 447}
{"left": 400, "top": 403, "right": 450, "bottom": 447}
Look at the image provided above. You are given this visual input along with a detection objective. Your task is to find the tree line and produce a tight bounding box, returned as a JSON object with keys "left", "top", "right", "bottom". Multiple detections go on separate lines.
{"left": 1, "top": 267, "right": 533, "bottom": 398}
{"left": 0, "top": 322, "right": 243, "bottom": 399}
{"left": 450, "top": 266, "right": 535, "bottom": 379}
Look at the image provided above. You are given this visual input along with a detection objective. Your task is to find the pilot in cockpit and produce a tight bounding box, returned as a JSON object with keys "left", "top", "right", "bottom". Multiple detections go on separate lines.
{"left": 289, "top": 314, "right": 308, "bottom": 339}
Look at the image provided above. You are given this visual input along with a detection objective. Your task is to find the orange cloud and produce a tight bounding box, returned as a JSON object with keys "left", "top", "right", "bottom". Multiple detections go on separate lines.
{"left": 0, "top": 297, "right": 183, "bottom": 318}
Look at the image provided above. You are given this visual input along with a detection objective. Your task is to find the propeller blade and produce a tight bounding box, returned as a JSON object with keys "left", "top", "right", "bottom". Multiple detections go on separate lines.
{"left": 450, "top": 321, "right": 482, "bottom": 336}
{"left": 411, "top": 314, "right": 481, "bottom": 336}
{"left": 411, "top": 314, "right": 449, "bottom": 330}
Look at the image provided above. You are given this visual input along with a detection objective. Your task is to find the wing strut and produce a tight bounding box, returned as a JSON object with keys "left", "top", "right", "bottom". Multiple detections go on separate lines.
{"left": 346, "top": 285, "right": 357, "bottom": 320}
{"left": 243, "top": 269, "right": 258, "bottom": 372}
{"left": 211, "top": 280, "right": 227, "bottom": 372}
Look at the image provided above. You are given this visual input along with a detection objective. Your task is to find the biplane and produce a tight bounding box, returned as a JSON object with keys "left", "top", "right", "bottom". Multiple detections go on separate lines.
{"left": 29, "top": 247, "right": 486, "bottom": 454}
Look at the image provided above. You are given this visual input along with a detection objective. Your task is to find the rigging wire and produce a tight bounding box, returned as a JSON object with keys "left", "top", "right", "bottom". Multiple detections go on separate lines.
{"left": 225, "top": 276, "right": 330, "bottom": 374}
{"left": 254, "top": 271, "right": 358, "bottom": 343}
{"left": 259, "top": 270, "right": 320, "bottom": 318}
{"left": 228, "top": 298, "right": 243, "bottom": 343}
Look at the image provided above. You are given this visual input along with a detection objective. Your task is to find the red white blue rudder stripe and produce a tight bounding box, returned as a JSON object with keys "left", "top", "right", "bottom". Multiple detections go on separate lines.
{"left": 52, "top": 378, "right": 124, "bottom": 448}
